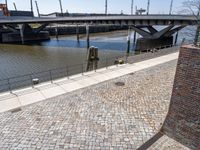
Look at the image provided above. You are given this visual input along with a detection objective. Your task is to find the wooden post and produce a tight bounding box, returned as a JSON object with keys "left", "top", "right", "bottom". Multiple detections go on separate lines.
{"left": 86, "top": 47, "right": 99, "bottom": 71}
{"left": 126, "top": 28, "right": 131, "bottom": 54}
{"left": 133, "top": 30, "right": 136, "bottom": 49}
{"left": 76, "top": 24, "right": 80, "bottom": 43}
{"left": 86, "top": 25, "right": 90, "bottom": 50}
{"left": 174, "top": 31, "right": 179, "bottom": 46}
{"left": 55, "top": 26, "right": 58, "bottom": 40}
{"left": 19, "top": 24, "right": 24, "bottom": 44}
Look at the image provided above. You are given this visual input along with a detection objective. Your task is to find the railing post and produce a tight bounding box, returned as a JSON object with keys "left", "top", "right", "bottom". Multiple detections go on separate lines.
{"left": 66, "top": 66, "right": 69, "bottom": 79}
{"left": 82, "top": 64, "right": 84, "bottom": 75}
{"left": 30, "top": 74, "right": 34, "bottom": 88}
{"left": 8, "top": 79, "right": 12, "bottom": 93}
{"left": 106, "top": 58, "right": 108, "bottom": 69}
{"left": 49, "top": 70, "right": 53, "bottom": 83}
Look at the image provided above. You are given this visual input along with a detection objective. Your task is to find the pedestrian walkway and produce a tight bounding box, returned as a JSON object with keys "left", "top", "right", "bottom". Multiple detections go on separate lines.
{"left": 0, "top": 52, "right": 179, "bottom": 113}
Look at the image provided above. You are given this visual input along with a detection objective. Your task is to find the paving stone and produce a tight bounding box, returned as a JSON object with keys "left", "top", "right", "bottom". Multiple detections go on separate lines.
{"left": 0, "top": 60, "right": 190, "bottom": 149}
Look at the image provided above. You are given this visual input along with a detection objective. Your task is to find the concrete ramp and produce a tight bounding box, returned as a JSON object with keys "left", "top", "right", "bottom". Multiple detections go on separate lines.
{"left": 162, "top": 45, "right": 200, "bottom": 150}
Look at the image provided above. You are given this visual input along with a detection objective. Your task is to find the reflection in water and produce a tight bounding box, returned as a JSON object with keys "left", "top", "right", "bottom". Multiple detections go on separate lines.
{"left": 0, "top": 38, "right": 127, "bottom": 80}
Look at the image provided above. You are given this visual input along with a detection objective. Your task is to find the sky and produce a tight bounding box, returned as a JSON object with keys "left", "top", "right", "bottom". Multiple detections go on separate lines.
{"left": 0, "top": 0, "right": 186, "bottom": 15}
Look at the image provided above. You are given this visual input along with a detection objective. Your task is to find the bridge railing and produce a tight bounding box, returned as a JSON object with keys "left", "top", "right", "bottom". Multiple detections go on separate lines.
{"left": 0, "top": 45, "right": 179, "bottom": 93}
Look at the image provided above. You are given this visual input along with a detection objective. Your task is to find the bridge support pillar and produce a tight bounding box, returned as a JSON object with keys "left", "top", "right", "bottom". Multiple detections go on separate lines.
{"left": 131, "top": 25, "right": 186, "bottom": 51}
{"left": 1, "top": 23, "right": 50, "bottom": 43}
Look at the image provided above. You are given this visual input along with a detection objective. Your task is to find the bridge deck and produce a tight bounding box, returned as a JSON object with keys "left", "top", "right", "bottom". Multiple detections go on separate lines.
{"left": 0, "top": 15, "right": 197, "bottom": 25}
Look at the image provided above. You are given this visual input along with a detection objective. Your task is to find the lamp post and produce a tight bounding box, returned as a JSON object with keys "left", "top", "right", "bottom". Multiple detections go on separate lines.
{"left": 131, "top": 0, "right": 134, "bottom": 15}
{"left": 169, "top": 0, "right": 173, "bottom": 15}
{"left": 147, "top": 0, "right": 150, "bottom": 15}
{"left": 105, "top": 0, "right": 108, "bottom": 15}
{"left": 30, "top": 0, "right": 33, "bottom": 13}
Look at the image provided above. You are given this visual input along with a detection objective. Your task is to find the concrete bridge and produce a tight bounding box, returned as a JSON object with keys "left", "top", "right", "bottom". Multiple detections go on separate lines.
{"left": 0, "top": 15, "right": 197, "bottom": 25}
{"left": 0, "top": 15, "right": 198, "bottom": 50}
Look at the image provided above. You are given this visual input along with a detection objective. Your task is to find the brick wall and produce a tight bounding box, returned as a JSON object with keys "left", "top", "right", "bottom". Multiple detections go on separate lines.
{"left": 162, "top": 45, "right": 200, "bottom": 150}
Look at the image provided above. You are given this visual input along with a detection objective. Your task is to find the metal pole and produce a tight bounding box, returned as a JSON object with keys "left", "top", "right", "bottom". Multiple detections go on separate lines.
{"left": 147, "top": 0, "right": 150, "bottom": 15}
{"left": 131, "top": 0, "right": 134, "bottom": 15}
{"left": 8, "top": 79, "right": 12, "bottom": 93}
{"left": 105, "top": 0, "right": 108, "bottom": 15}
{"left": 169, "top": 0, "right": 173, "bottom": 15}
{"left": 35, "top": 1, "right": 40, "bottom": 17}
{"left": 30, "top": 0, "right": 33, "bottom": 15}
{"left": 59, "top": 0, "right": 63, "bottom": 16}
{"left": 13, "top": 3, "right": 17, "bottom": 11}
{"left": 5, "top": 0, "right": 7, "bottom": 6}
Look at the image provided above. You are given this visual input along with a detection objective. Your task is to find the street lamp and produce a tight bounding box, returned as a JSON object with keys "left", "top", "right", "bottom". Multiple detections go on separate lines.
{"left": 131, "top": 0, "right": 134, "bottom": 15}
{"left": 147, "top": 0, "right": 150, "bottom": 15}
{"left": 105, "top": 0, "right": 108, "bottom": 15}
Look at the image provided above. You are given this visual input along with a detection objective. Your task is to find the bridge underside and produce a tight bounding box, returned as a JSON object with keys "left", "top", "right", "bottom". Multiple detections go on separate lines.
{"left": 131, "top": 25, "right": 186, "bottom": 51}
{"left": 0, "top": 24, "right": 50, "bottom": 43}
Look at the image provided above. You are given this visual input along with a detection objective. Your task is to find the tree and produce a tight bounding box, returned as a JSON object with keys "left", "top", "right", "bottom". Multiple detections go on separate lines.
{"left": 182, "top": 0, "right": 200, "bottom": 46}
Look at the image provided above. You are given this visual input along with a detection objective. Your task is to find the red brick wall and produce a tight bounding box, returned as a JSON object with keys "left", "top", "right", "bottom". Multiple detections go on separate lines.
{"left": 162, "top": 45, "right": 200, "bottom": 150}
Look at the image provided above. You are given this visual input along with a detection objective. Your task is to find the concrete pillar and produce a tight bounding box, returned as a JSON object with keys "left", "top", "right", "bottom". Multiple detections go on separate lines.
{"left": 86, "top": 46, "right": 99, "bottom": 71}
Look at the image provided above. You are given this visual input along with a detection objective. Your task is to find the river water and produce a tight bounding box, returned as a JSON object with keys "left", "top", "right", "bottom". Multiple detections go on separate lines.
{"left": 0, "top": 27, "right": 195, "bottom": 81}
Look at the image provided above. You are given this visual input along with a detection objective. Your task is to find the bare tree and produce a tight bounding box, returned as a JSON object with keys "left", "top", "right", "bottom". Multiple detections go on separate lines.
{"left": 182, "top": 0, "right": 200, "bottom": 46}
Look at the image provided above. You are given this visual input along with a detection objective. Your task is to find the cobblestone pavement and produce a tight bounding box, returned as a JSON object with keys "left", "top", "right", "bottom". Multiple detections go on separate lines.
{"left": 0, "top": 60, "right": 190, "bottom": 150}
{"left": 148, "top": 135, "right": 190, "bottom": 150}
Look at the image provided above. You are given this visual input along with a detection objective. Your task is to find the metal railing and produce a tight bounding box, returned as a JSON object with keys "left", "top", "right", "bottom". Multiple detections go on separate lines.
{"left": 0, "top": 45, "right": 179, "bottom": 93}
{"left": 0, "top": 55, "right": 127, "bottom": 93}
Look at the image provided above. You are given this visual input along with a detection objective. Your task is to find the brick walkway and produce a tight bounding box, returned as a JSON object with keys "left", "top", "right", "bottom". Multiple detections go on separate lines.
{"left": 0, "top": 60, "right": 190, "bottom": 150}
